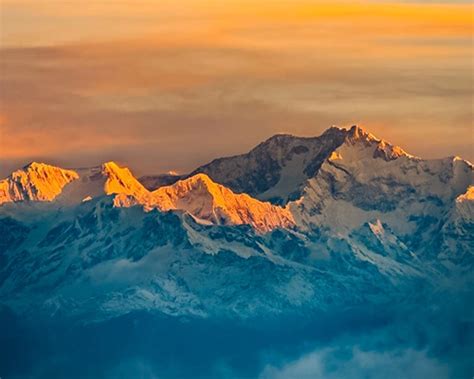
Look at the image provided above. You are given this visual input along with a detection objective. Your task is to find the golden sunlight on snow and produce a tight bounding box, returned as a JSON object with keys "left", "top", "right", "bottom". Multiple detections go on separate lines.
{"left": 152, "top": 173, "right": 295, "bottom": 232}
{"left": 0, "top": 161, "right": 294, "bottom": 232}
{"left": 0, "top": 162, "right": 78, "bottom": 204}
{"left": 457, "top": 186, "right": 474, "bottom": 202}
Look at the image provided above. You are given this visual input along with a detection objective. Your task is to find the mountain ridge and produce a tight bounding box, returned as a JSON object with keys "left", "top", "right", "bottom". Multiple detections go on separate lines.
{"left": 0, "top": 161, "right": 294, "bottom": 232}
{"left": 185, "top": 125, "right": 421, "bottom": 204}
{"left": 0, "top": 124, "right": 472, "bottom": 323}
{"left": 1, "top": 125, "right": 472, "bottom": 235}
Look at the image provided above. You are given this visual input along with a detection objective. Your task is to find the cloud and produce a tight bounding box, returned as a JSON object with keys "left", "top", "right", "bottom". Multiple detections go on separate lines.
{"left": 259, "top": 347, "right": 449, "bottom": 379}
{"left": 0, "top": 1, "right": 472, "bottom": 178}
{"left": 257, "top": 287, "right": 474, "bottom": 379}
{"left": 106, "top": 358, "right": 162, "bottom": 379}
{"left": 2, "top": 285, "right": 472, "bottom": 379}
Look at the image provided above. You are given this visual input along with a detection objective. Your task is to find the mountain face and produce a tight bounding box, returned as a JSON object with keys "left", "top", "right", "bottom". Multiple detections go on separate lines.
{"left": 150, "top": 174, "right": 295, "bottom": 232}
{"left": 290, "top": 128, "right": 473, "bottom": 268}
{"left": 190, "top": 126, "right": 349, "bottom": 204}
{"left": 0, "top": 199, "right": 397, "bottom": 321}
{"left": 186, "top": 126, "right": 413, "bottom": 205}
{"left": 0, "top": 162, "right": 78, "bottom": 204}
{"left": 0, "top": 125, "right": 472, "bottom": 324}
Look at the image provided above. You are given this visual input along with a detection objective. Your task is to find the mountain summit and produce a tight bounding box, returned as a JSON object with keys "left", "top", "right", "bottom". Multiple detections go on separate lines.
{"left": 150, "top": 173, "right": 294, "bottom": 232}
{"left": 344, "top": 125, "right": 412, "bottom": 161}
{"left": 0, "top": 162, "right": 78, "bottom": 204}
{"left": 189, "top": 125, "right": 413, "bottom": 204}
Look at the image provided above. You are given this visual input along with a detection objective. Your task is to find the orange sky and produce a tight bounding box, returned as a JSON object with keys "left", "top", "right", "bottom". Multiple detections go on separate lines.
{"left": 0, "top": 1, "right": 472, "bottom": 176}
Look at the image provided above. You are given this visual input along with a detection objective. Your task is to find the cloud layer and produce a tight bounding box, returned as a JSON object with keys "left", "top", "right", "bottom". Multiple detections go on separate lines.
{"left": 260, "top": 347, "right": 448, "bottom": 379}
{"left": 1, "top": 1, "right": 472, "bottom": 177}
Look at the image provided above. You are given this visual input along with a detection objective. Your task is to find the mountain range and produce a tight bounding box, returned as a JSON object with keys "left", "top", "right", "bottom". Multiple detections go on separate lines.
{"left": 0, "top": 125, "right": 472, "bottom": 322}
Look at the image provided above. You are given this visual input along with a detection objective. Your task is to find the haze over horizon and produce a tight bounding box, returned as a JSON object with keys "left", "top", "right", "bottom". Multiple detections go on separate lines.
{"left": 0, "top": 0, "right": 472, "bottom": 178}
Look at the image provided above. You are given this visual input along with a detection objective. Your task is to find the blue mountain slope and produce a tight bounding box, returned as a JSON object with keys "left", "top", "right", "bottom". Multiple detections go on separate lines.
{"left": 0, "top": 126, "right": 473, "bottom": 378}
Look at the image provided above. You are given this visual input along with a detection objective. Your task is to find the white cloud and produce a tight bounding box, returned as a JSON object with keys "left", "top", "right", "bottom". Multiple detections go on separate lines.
{"left": 259, "top": 346, "right": 449, "bottom": 379}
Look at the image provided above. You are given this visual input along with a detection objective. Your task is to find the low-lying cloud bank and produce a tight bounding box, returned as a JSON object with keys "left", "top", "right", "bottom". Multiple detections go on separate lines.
{"left": 260, "top": 347, "right": 448, "bottom": 379}
{"left": 1, "top": 282, "right": 472, "bottom": 379}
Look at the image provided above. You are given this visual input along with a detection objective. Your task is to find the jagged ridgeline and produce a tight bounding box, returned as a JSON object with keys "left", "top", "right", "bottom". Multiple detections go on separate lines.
{"left": 0, "top": 125, "right": 472, "bottom": 321}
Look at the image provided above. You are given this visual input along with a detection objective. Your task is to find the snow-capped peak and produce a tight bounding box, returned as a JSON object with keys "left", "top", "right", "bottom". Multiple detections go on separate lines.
{"left": 150, "top": 173, "right": 295, "bottom": 232}
{"left": 345, "top": 125, "right": 378, "bottom": 142}
{"left": 0, "top": 162, "right": 79, "bottom": 204}
{"left": 186, "top": 125, "right": 417, "bottom": 205}
{"left": 189, "top": 126, "right": 349, "bottom": 204}
{"left": 343, "top": 125, "right": 413, "bottom": 161}
{"left": 101, "top": 161, "right": 149, "bottom": 199}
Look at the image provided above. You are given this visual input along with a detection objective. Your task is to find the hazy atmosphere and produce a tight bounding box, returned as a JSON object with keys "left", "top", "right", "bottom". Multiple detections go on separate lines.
{"left": 0, "top": 0, "right": 473, "bottom": 175}
{"left": 0, "top": 0, "right": 472, "bottom": 177}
